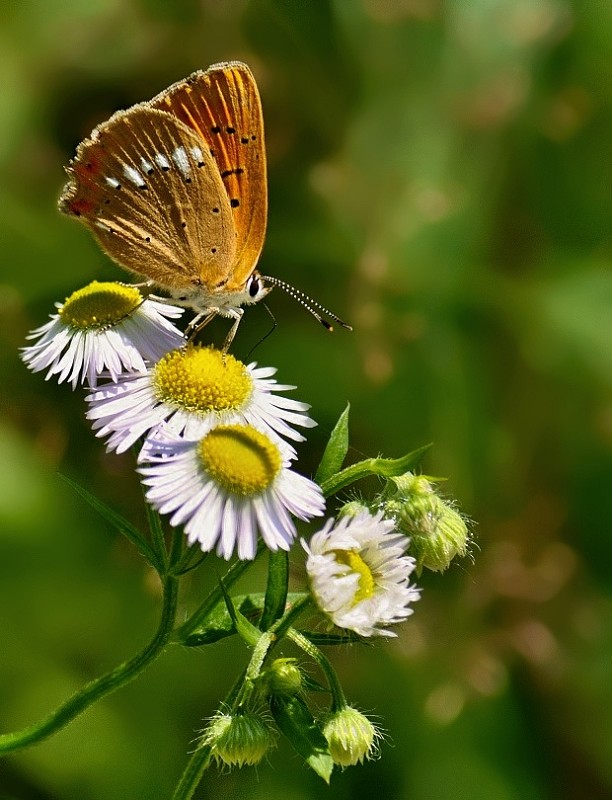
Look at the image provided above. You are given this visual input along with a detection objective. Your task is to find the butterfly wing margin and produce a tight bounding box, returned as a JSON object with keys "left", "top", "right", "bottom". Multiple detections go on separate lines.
{"left": 150, "top": 61, "right": 267, "bottom": 291}
{"left": 59, "top": 106, "right": 237, "bottom": 291}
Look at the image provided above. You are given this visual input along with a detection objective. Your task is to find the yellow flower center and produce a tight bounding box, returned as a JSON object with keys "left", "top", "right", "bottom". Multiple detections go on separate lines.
{"left": 153, "top": 345, "right": 252, "bottom": 413}
{"left": 59, "top": 281, "right": 142, "bottom": 329}
{"left": 198, "top": 424, "right": 282, "bottom": 496}
{"left": 333, "top": 550, "right": 375, "bottom": 603}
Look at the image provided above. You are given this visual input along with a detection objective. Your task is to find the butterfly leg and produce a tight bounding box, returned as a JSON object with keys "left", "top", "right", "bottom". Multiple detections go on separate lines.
{"left": 221, "top": 308, "right": 245, "bottom": 355}
{"left": 185, "top": 310, "right": 219, "bottom": 341}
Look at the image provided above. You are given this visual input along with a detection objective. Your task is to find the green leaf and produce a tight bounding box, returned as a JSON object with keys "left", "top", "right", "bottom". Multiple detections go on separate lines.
{"left": 321, "top": 443, "right": 432, "bottom": 498}
{"left": 315, "top": 403, "right": 350, "bottom": 484}
{"left": 182, "top": 593, "right": 309, "bottom": 647}
{"left": 298, "top": 630, "right": 366, "bottom": 646}
{"left": 218, "top": 579, "right": 262, "bottom": 647}
{"left": 260, "top": 549, "right": 289, "bottom": 630}
{"left": 270, "top": 695, "right": 334, "bottom": 783}
{"left": 60, "top": 474, "right": 160, "bottom": 570}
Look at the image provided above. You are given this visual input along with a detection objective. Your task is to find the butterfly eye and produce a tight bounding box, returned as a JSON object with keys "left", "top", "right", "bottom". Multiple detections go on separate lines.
{"left": 248, "top": 273, "right": 264, "bottom": 298}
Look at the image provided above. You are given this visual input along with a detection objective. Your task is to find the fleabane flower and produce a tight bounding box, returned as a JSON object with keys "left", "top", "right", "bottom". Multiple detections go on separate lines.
{"left": 139, "top": 424, "right": 325, "bottom": 560}
{"left": 86, "top": 344, "right": 316, "bottom": 454}
{"left": 21, "top": 281, "right": 184, "bottom": 388}
{"left": 303, "top": 509, "right": 420, "bottom": 637}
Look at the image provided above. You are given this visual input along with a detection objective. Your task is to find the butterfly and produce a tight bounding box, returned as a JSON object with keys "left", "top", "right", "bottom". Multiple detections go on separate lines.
{"left": 59, "top": 61, "right": 350, "bottom": 347}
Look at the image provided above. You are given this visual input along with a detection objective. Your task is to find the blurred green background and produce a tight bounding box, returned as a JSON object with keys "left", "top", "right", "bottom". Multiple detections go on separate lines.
{"left": 2, "top": 0, "right": 611, "bottom": 798}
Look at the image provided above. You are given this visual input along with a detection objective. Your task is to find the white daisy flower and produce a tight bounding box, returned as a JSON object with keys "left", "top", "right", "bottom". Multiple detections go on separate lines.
{"left": 86, "top": 344, "right": 316, "bottom": 454}
{"left": 21, "top": 281, "right": 184, "bottom": 388}
{"left": 302, "top": 509, "right": 420, "bottom": 637}
{"left": 139, "top": 424, "right": 325, "bottom": 560}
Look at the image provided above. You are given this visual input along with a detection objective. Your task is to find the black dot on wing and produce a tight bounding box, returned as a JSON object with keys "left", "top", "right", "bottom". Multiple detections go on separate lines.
{"left": 185, "top": 177, "right": 192, "bottom": 184}
{"left": 211, "top": 126, "right": 221, "bottom": 134}
{"left": 226, "top": 126, "right": 236, "bottom": 134}
{"left": 145, "top": 236, "right": 151, "bottom": 242}
{"left": 251, "top": 135, "right": 257, "bottom": 140}
{"left": 240, "top": 137, "right": 249, "bottom": 144}
{"left": 211, "top": 247, "right": 217, "bottom": 253}
{"left": 181, "top": 221, "right": 187, "bottom": 228}
{"left": 230, "top": 198, "right": 240, "bottom": 208}
{"left": 197, "top": 161, "right": 205, "bottom": 168}
{"left": 212, "top": 207, "right": 220, "bottom": 213}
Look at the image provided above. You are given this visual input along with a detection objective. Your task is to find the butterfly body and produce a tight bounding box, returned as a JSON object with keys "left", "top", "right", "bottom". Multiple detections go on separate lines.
{"left": 59, "top": 62, "right": 269, "bottom": 325}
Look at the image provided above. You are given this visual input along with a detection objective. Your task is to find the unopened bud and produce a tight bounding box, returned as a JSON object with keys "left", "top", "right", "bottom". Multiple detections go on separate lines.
{"left": 321, "top": 707, "right": 380, "bottom": 767}
{"left": 266, "top": 658, "right": 303, "bottom": 697}
{"left": 202, "top": 711, "right": 274, "bottom": 767}
{"left": 384, "top": 473, "right": 469, "bottom": 573}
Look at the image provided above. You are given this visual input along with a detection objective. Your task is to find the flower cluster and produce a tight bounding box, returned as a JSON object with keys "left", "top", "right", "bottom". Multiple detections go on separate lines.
{"left": 20, "top": 275, "right": 473, "bottom": 787}
{"left": 22, "top": 281, "right": 326, "bottom": 561}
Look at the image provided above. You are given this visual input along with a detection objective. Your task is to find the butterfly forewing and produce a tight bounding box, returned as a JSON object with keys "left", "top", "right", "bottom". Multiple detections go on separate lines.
{"left": 59, "top": 106, "right": 237, "bottom": 290}
{"left": 150, "top": 61, "right": 267, "bottom": 290}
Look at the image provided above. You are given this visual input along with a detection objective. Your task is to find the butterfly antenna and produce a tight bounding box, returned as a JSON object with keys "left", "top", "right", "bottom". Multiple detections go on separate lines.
{"left": 245, "top": 302, "right": 277, "bottom": 360}
{"left": 260, "top": 275, "right": 353, "bottom": 332}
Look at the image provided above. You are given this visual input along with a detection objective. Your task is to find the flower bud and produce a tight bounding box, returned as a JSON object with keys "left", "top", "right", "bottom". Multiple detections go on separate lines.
{"left": 202, "top": 711, "right": 274, "bottom": 767}
{"left": 266, "top": 658, "right": 303, "bottom": 698}
{"left": 337, "top": 500, "right": 371, "bottom": 519}
{"left": 384, "top": 473, "right": 469, "bottom": 573}
{"left": 321, "top": 707, "right": 379, "bottom": 767}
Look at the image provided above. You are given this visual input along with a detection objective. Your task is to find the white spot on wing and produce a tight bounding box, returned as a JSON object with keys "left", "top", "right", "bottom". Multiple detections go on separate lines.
{"left": 123, "top": 164, "right": 145, "bottom": 187}
{"left": 172, "top": 147, "right": 190, "bottom": 177}
{"left": 105, "top": 176, "right": 120, "bottom": 188}
{"left": 190, "top": 146, "right": 203, "bottom": 163}
{"left": 140, "top": 157, "right": 154, "bottom": 173}
{"left": 155, "top": 153, "right": 170, "bottom": 170}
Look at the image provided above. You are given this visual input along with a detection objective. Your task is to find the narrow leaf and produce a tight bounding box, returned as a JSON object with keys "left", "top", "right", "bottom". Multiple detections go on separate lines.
{"left": 260, "top": 549, "right": 289, "bottom": 630}
{"left": 270, "top": 695, "right": 334, "bottom": 783}
{"left": 315, "top": 404, "right": 350, "bottom": 484}
{"left": 299, "top": 630, "right": 365, "bottom": 646}
{"left": 60, "top": 474, "right": 159, "bottom": 570}
{"left": 218, "top": 580, "right": 262, "bottom": 647}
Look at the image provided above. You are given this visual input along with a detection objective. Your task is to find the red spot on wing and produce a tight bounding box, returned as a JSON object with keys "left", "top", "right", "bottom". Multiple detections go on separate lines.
{"left": 68, "top": 197, "right": 96, "bottom": 217}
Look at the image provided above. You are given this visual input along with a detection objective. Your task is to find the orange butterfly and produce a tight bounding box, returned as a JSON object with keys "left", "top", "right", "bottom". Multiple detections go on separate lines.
{"left": 60, "top": 61, "right": 349, "bottom": 348}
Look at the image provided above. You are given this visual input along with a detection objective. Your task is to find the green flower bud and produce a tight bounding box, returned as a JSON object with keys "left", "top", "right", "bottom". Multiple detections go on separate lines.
{"left": 321, "top": 707, "right": 380, "bottom": 767}
{"left": 202, "top": 711, "right": 274, "bottom": 767}
{"left": 384, "top": 473, "right": 469, "bottom": 573}
{"left": 266, "top": 658, "right": 303, "bottom": 697}
{"left": 337, "top": 500, "right": 371, "bottom": 519}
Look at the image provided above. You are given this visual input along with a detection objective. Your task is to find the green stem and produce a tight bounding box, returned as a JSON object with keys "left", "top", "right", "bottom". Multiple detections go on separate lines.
{"left": 175, "top": 541, "right": 265, "bottom": 642}
{"left": 171, "top": 745, "right": 213, "bottom": 800}
{"left": 320, "top": 444, "right": 432, "bottom": 497}
{"left": 270, "top": 594, "right": 312, "bottom": 639}
{"left": 0, "top": 572, "right": 179, "bottom": 755}
{"left": 287, "top": 628, "right": 347, "bottom": 712}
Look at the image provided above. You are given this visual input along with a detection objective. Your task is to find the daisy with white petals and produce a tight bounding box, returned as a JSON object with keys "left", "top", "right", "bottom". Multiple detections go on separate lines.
{"left": 303, "top": 509, "right": 420, "bottom": 637}
{"left": 139, "top": 424, "right": 325, "bottom": 560}
{"left": 86, "top": 344, "right": 316, "bottom": 454}
{"left": 21, "top": 281, "right": 184, "bottom": 388}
